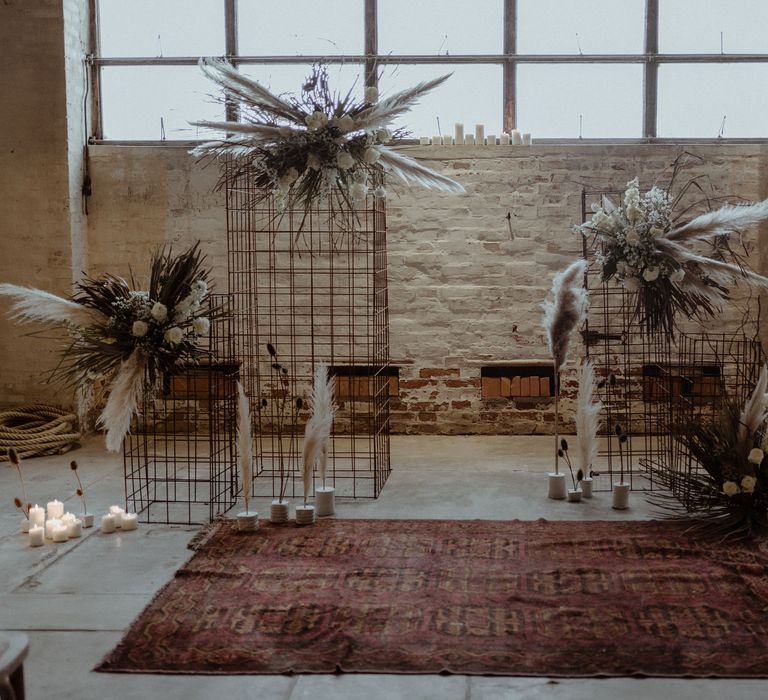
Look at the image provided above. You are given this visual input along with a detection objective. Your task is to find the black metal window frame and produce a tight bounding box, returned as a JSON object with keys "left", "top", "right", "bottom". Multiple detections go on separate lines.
{"left": 89, "top": 0, "right": 768, "bottom": 144}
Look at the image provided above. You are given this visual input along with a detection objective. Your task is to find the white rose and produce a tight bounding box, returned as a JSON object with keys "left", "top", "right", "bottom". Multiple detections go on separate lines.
{"left": 350, "top": 182, "right": 368, "bottom": 200}
{"left": 649, "top": 226, "right": 663, "bottom": 237}
{"left": 192, "top": 317, "right": 210, "bottom": 335}
{"left": 670, "top": 268, "right": 685, "bottom": 283}
{"left": 151, "top": 302, "right": 168, "bottom": 322}
{"left": 741, "top": 475, "right": 757, "bottom": 494}
{"left": 723, "top": 480, "right": 740, "bottom": 497}
{"left": 625, "top": 229, "right": 641, "bottom": 246}
{"left": 376, "top": 128, "right": 391, "bottom": 144}
{"left": 362, "top": 147, "right": 381, "bottom": 165}
{"left": 336, "top": 151, "right": 355, "bottom": 170}
{"left": 131, "top": 320, "right": 148, "bottom": 337}
{"left": 623, "top": 277, "right": 640, "bottom": 292}
{"left": 337, "top": 114, "right": 355, "bottom": 132}
{"left": 748, "top": 447, "right": 764, "bottom": 464}
{"left": 364, "top": 86, "right": 379, "bottom": 103}
{"left": 305, "top": 111, "right": 328, "bottom": 130}
{"left": 643, "top": 267, "right": 660, "bottom": 282}
{"left": 374, "top": 185, "right": 387, "bottom": 199}
{"left": 163, "top": 326, "right": 184, "bottom": 346}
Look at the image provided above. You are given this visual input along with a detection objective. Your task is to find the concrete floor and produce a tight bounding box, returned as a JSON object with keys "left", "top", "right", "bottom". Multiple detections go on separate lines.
{"left": 1, "top": 435, "right": 766, "bottom": 699}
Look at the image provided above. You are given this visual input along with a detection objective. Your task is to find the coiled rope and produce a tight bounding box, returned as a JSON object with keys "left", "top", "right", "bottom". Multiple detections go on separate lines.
{"left": 0, "top": 405, "right": 81, "bottom": 460}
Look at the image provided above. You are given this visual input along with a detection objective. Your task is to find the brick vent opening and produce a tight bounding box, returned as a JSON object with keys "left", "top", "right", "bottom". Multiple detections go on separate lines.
{"left": 331, "top": 365, "right": 400, "bottom": 400}
{"left": 481, "top": 364, "right": 555, "bottom": 399}
{"left": 642, "top": 363, "right": 723, "bottom": 403}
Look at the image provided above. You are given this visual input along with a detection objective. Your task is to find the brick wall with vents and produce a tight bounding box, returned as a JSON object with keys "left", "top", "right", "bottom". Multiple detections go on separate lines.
{"left": 78, "top": 143, "right": 768, "bottom": 433}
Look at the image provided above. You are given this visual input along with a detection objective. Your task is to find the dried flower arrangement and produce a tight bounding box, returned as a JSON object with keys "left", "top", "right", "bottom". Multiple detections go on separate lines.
{"left": 651, "top": 365, "right": 768, "bottom": 540}
{"left": 574, "top": 175, "right": 768, "bottom": 335}
{"left": 70, "top": 460, "right": 87, "bottom": 515}
{"left": 0, "top": 243, "right": 216, "bottom": 451}
{"left": 542, "top": 259, "right": 589, "bottom": 474}
{"left": 191, "top": 60, "right": 464, "bottom": 226}
{"left": 575, "top": 360, "right": 602, "bottom": 483}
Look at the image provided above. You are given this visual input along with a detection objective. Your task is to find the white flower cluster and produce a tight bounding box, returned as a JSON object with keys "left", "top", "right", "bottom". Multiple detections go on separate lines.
{"left": 126, "top": 279, "right": 210, "bottom": 347}
{"left": 723, "top": 447, "right": 763, "bottom": 496}
{"left": 576, "top": 177, "right": 683, "bottom": 292}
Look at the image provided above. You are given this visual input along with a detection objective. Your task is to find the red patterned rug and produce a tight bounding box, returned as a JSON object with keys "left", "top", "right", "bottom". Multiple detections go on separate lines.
{"left": 96, "top": 519, "right": 768, "bottom": 676}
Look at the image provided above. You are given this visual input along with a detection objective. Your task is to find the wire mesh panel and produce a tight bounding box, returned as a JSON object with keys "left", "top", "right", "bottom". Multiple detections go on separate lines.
{"left": 226, "top": 163, "right": 391, "bottom": 499}
{"left": 581, "top": 189, "right": 765, "bottom": 497}
{"left": 123, "top": 297, "right": 238, "bottom": 524}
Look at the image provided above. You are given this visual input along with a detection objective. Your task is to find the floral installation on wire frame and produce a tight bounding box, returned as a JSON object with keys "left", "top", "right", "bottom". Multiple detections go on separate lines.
{"left": 574, "top": 176, "right": 768, "bottom": 335}
{"left": 190, "top": 59, "right": 464, "bottom": 224}
{"left": 650, "top": 365, "right": 768, "bottom": 540}
{"left": 0, "top": 243, "right": 216, "bottom": 452}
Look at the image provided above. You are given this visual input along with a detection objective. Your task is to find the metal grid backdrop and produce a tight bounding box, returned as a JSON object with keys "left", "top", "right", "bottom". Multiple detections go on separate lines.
{"left": 580, "top": 189, "right": 765, "bottom": 498}
{"left": 123, "top": 295, "right": 239, "bottom": 524}
{"left": 227, "top": 162, "right": 391, "bottom": 500}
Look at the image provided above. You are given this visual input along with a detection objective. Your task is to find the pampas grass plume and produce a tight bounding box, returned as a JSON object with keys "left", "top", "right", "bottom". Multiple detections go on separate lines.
{"left": 302, "top": 363, "right": 337, "bottom": 502}
{"left": 737, "top": 364, "right": 768, "bottom": 453}
{"left": 542, "top": 259, "right": 589, "bottom": 373}
{"left": 575, "top": 361, "right": 601, "bottom": 476}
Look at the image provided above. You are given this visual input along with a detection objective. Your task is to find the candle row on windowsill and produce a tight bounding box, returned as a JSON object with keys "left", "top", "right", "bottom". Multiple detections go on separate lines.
{"left": 420, "top": 124, "right": 532, "bottom": 146}
{"left": 23, "top": 500, "right": 138, "bottom": 547}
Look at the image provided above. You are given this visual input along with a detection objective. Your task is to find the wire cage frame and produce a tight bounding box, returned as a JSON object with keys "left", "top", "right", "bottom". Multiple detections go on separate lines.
{"left": 123, "top": 295, "right": 239, "bottom": 524}
{"left": 580, "top": 189, "right": 765, "bottom": 498}
{"left": 226, "top": 162, "right": 391, "bottom": 500}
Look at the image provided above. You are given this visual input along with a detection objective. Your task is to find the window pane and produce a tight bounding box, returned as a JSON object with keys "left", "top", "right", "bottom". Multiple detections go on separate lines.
{"left": 517, "top": 64, "right": 643, "bottom": 138}
{"left": 518, "top": 0, "right": 644, "bottom": 54}
{"left": 240, "top": 63, "right": 366, "bottom": 103}
{"left": 101, "top": 67, "right": 224, "bottom": 140}
{"left": 378, "top": 65, "right": 503, "bottom": 138}
{"left": 659, "top": 0, "right": 768, "bottom": 53}
{"left": 238, "top": 0, "right": 363, "bottom": 55}
{"left": 378, "top": 0, "right": 503, "bottom": 55}
{"left": 658, "top": 64, "right": 768, "bottom": 137}
{"left": 98, "top": 0, "right": 223, "bottom": 57}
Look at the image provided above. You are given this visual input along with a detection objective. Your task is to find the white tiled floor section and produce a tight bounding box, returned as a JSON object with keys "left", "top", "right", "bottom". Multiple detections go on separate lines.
{"left": 1, "top": 435, "right": 767, "bottom": 699}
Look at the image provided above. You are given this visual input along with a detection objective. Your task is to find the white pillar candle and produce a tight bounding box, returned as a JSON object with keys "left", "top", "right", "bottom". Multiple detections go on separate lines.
{"left": 475, "top": 124, "right": 485, "bottom": 144}
{"left": 522, "top": 132, "right": 532, "bottom": 145}
{"left": 29, "top": 525, "right": 44, "bottom": 547}
{"left": 45, "top": 518, "right": 62, "bottom": 540}
{"left": 101, "top": 513, "right": 116, "bottom": 533}
{"left": 52, "top": 524, "right": 69, "bottom": 543}
{"left": 67, "top": 518, "right": 83, "bottom": 538}
{"left": 443, "top": 134, "right": 453, "bottom": 145}
{"left": 485, "top": 134, "right": 496, "bottom": 145}
{"left": 464, "top": 134, "right": 475, "bottom": 145}
{"left": 419, "top": 136, "right": 430, "bottom": 145}
{"left": 61, "top": 512, "right": 76, "bottom": 525}
{"left": 120, "top": 513, "right": 138, "bottom": 531}
{"left": 454, "top": 122, "right": 464, "bottom": 144}
{"left": 47, "top": 500, "right": 64, "bottom": 520}
{"left": 431, "top": 135, "right": 442, "bottom": 145}
{"left": 29, "top": 504, "right": 45, "bottom": 527}
{"left": 315, "top": 486, "right": 335, "bottom": 517}
{"left": 511, "top": 130, "right": 523, "bottom": 145}
{"left": 499, "top": 133, "right": 510, "bottom": 145}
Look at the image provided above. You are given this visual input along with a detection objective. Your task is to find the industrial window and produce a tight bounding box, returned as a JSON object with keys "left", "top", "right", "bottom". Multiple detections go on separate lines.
{"left": 91, "top": 0, "right": 768, "bottom": 142}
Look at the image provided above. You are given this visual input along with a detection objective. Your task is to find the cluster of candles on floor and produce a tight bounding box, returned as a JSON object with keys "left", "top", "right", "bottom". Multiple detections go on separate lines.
{"left": 24, "top": 500, "right": 138, "bottom": 546}
{"left": 419, "top": 123, "right": 532, "bottom": 146}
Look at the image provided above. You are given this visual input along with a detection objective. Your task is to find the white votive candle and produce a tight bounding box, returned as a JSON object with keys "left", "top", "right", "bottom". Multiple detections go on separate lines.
{"left": 61, "top": 512, "right": 76, "bottom": 525}
{"left": 419, "top": 136, "right": 430, "bottom": 145}
{"left": 443, "top": 134, "right": 453, "bottom": 145}
{"left": 464, "top": 134, "right": 475, "bottom": 145}
{"left": 101, "top": 513, "right": 116, "bottom": 533}
{"left": 475, "top": 124, "right": 485, "bottom": 144}
{"left": 431, "top": 135, "right": 442, "bottom": 145}
{"left": 522, "top": 132, "right": 532, "bottom": 145}
{"left": 511, "top": 130, "right": 523, "bottom": 145}
{"left": 486, "top": 134, "right": 496, "bottom": 145}
{"left": 454, "top": 122, "right": 464, "bottom": 144}
{"left": 52, "top": 524, "right": 69, "bottom": 543}
{"left": 29, "top": 504, "right": 45, "bottom": 527}
{"left": 67, "top": 518, "right": 83, "bottom": 538}
{"left": 109, "top": 505, "right": 125, "bottom": 528}
{"left": 120, "top": 513, "right": 138, "bottom": 531}
{"left": 500, "top": 133, "right": 510, "bottom": 145}
{"left": 45, "top": 518, "right": 62, "bottom": 540}
{"left": 29, "top": 525, "right": 44, "bottom": 547}
{"left": 47, "top": 500, "right": 64, "bottom": 520}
